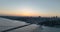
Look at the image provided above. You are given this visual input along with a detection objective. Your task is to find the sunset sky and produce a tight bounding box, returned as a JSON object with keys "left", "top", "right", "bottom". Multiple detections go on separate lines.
{"left": 0, "top": 0, "right": 60, "bottom": 17}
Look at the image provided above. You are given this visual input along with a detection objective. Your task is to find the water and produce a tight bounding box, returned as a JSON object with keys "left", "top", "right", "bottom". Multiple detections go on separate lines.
{"left": 0, "top": 18, "right": 60, "bottom": 32}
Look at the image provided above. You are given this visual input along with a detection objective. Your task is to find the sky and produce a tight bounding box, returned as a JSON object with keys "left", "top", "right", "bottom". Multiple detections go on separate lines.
{"left": 0, "top": 0, "right": 60, "bottom": 17}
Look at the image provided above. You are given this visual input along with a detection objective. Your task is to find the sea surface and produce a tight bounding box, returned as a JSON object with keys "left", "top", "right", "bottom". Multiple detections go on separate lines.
{"left": 0, "top": 18, "right": 60, "bottom": 32}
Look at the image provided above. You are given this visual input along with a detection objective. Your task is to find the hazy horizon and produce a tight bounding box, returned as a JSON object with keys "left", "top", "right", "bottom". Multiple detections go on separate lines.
{"left": 0, "top": 0, "right": 60, "bottom": 17}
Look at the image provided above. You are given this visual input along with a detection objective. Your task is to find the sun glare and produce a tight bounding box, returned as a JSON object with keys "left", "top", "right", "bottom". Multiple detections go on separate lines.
{"left": 20, "top": 7, "right": 35, "bottom": 16}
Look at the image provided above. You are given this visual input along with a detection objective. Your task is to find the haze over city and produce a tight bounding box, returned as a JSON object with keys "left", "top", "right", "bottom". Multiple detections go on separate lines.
{"left": 0, "top": 0, "right": 60, "bottom": 17}
{"left": 0, "top": 0, "right": 60, "bottom": 32}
